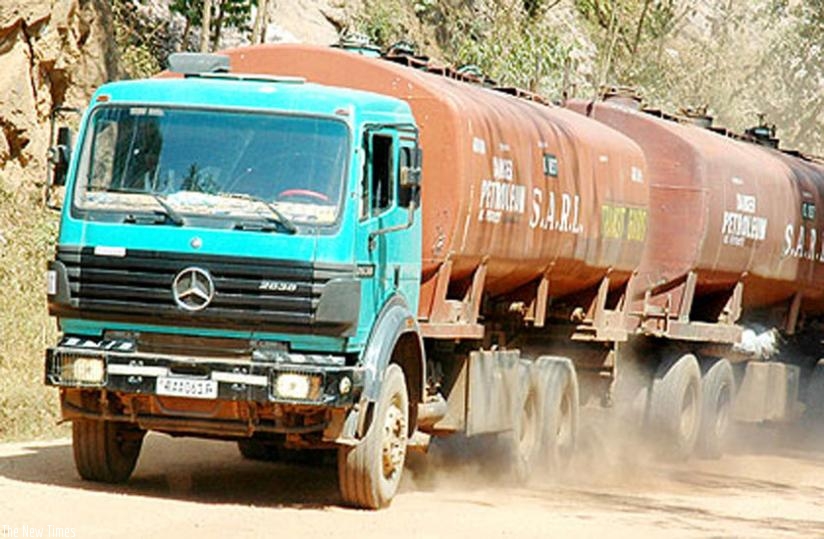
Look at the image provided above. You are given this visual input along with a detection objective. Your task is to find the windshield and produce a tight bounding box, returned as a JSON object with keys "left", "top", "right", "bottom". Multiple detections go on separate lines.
{"left": 73, "top": 105, "right": 350, "bottom": 227}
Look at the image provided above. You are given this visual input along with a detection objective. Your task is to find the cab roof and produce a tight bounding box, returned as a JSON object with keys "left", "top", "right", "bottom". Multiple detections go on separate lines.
{"left": 90, "top": 75, "right": 413, "bottom": 123}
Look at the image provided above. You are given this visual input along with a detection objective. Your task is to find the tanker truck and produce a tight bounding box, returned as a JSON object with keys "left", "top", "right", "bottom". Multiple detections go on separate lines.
{"left": 43, "top": 43, "right": 823, "bottom": 509}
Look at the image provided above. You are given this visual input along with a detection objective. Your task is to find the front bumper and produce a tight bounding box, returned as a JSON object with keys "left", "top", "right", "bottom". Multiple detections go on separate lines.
{"left": 45, "top": 336, "right": 364, "bottom": 407}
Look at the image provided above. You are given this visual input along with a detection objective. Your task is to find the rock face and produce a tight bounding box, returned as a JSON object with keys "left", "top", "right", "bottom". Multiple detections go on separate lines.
{"left": 0, "top": 0, "right": 117, "bottom": 190}
{"left": 265, "top": 0, "right": 356, "bottom": 46}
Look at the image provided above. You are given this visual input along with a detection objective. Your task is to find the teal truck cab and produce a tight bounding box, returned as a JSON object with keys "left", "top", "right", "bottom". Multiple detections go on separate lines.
{"left": 45, "top": 54, "right": 424, "bottom": 508}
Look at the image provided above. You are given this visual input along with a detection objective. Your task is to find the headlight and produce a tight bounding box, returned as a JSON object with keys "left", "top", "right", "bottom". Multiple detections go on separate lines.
{"left": 339, "top": 376, "right": 352, "bottom": 395}
{"left": 273, "top": 372, "right": 322, "bottom": 400}
{"left": 58, "top": 355, "right": 105, "bottom": 385}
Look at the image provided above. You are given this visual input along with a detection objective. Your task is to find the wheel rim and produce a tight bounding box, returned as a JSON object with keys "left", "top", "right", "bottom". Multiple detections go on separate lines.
{"left": 679, "top": 381, "right": 698, "bottom": 442}
{"left": 381, "top": 399, "right": 407, "bottom": 481}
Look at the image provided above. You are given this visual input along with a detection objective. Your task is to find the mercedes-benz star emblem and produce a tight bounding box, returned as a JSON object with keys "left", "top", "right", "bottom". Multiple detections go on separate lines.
{"left": 172, "top": 267, "right": 214, "bottom": 311}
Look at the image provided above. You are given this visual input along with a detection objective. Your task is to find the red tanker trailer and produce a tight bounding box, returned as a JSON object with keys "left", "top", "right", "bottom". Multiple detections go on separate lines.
{"left": 568, "top": 93, "right": 824, "bottom": 448}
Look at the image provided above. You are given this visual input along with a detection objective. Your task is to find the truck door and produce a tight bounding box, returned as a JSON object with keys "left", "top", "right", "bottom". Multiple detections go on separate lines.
{"left": 357, "top": 128, "right": 422, "bottom": 315}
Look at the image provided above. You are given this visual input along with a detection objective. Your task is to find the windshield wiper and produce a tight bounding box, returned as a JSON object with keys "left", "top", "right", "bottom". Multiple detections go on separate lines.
{"left": 102, "top": 187, "right": 186, "bottom": 226}
{"left": 217, "top": 192, "right": 297, "bottom": 234}
{"left": 148, "top": 193, "right": 186, "bottom": 226}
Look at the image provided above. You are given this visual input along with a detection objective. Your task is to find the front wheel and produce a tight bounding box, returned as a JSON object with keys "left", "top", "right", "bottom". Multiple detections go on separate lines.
{"left": 337, "top": 364, "right": 409, "bottom": 509}
{"left": 72, "top": 419, "right": 145, "bottom": 483}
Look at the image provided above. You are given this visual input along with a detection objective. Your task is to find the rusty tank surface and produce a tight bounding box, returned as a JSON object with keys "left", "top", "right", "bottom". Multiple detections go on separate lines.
{"left": 566, "top": 96, "right": 824, "bottom": 340}
{"left": 769, "top": 149, "right": 824, "bottom": 312}
{"left": 224, "top": 44, "right": 649, "bottom": 332}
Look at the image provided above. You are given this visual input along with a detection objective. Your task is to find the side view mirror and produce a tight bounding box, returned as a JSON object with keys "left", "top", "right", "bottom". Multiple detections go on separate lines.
{"left": 412, "top": 146, "right": 422, "bottom": 169}
{"left": 44, "top": 106, "right": 80, "bottom": 209}
{"left": 399, "top": 166, "right": 421, "bottom": 188}
{"left": 368, "top": 146, "right": 422, "bottom": 250}
{"left": 48, "top": 126, "right": 73, "bottom": 187}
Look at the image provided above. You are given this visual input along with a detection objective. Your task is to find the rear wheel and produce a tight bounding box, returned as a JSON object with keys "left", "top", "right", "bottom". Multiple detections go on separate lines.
{"left": 696, "top": 358, "right": 735, "bottom": 459}
{"left": 510, "top": 360, "right": 540, "bottom": 481}
{"left": 507, "top": 357, "right": 579, "bottom": 481}
{"left": 73, "top": 419, "right": 145, "bottom": 483}
{"left": 648, "top": 353, "right": 702, "bottom": 460}
{"left": 533, "top": 357, "right": 579, "bottom": 475}
{"left": 337, "top": 364, "right": 408, "bottom": 509}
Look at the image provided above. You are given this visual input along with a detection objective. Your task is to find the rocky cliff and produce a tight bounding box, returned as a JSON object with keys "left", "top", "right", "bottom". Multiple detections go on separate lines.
{"left": 0, "top": 0, "right": 117, "bottom": 191}
{"left": 263, "top": 0, "right": 353, "bottom": 45}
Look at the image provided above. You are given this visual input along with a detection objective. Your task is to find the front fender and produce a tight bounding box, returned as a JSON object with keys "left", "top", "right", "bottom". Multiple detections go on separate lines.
{"left": 361, "top": 294, "right": 424, "bottom": 402}
{"left": 331, "top": 295, "right": 425, "bottom": 443}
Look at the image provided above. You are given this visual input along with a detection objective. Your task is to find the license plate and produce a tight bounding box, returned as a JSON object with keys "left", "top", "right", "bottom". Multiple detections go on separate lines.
{"left": 156, "top": 376, "right": 218, "bottom": 399}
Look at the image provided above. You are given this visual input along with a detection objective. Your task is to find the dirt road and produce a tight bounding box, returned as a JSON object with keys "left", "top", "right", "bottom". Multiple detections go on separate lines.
{"left": 1, "top": 422, "right": 823, "bottom": 539}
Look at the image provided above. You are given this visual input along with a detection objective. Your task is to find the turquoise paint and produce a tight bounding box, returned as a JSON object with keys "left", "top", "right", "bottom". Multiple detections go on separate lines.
{"left": 57, "top": 75, "right": 422, "bottom": 356}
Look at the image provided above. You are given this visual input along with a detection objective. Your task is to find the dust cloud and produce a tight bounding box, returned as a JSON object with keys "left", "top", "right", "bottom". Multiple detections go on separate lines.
{"left": 403, "top": 392, "right": 824, "bottom": 500}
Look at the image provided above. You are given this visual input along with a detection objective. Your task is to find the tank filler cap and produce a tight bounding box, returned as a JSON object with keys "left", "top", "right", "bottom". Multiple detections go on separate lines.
{"left": 601, "top": 85, "right": 643, "bottom": 110}
{"left": 335, "top": 33, "right": 382, "bottom": 57}
{"left": 744, "top": 116, "right": 779, "bottom": 149}
{"left": 386, "top": 40, "right": 417, "bottom": 57}
{"left": 168, "top": 52, "right": 230, "bottom": 75}
{"left": 678, "top": 106, "right": 714, "bottom": 128}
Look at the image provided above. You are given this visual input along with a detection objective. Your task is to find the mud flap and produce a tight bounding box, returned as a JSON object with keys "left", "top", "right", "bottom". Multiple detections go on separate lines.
{"left": 466, "top": 350, "right": 525, "bottom": 436}
{"left": 733, "top": 362, "right": 802, "bottom": 422}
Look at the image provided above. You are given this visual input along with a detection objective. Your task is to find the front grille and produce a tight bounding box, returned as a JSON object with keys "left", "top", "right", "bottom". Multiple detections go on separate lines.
{"left": 55, "top": 247, "right": 354, "bottom": 331}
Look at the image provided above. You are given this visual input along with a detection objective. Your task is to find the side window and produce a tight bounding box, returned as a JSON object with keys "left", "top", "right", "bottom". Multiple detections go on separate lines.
{"left": 370, "top": 134, "right": 394, "bottom": 216}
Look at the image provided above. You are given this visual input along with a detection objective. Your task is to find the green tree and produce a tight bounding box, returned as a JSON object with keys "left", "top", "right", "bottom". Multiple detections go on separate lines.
{"left": 113, "top": 0, "right": 173, "bottom": 78}
{"left": 757, "top": 0, "right": 824, "bottom": 154}
{"left": 169, "top": 0, "right": 201, "bottom": 51}
{"left": 573, "top": 0, "right": 694, "bottom": 90}
{"left": 355, "top": 0, "right": 574, "bottom": 95}
{"left": 169, "top": 0, "right": 253, "bottom": 52}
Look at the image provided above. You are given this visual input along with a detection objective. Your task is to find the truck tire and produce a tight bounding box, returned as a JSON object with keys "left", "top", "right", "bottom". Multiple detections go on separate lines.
{"left": 648, "top": 353, "right": 702, "bottom": 460}
{"left": 337, "top": 364, "right": 408, "bottom": 509}
{"left": 509, "top": 360, "right": 539, "bottom": 482}
{"left": 532, "top": 356, "right": 579, "bottom": 475}
{"left": 506, "top": 357, "right": 578, "bottom": 481}
{"left": 72, "top": 419, "right": 145, "bottom": 484}
{"left": 696, "top": 358, "right": 735, "bottom": 459}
